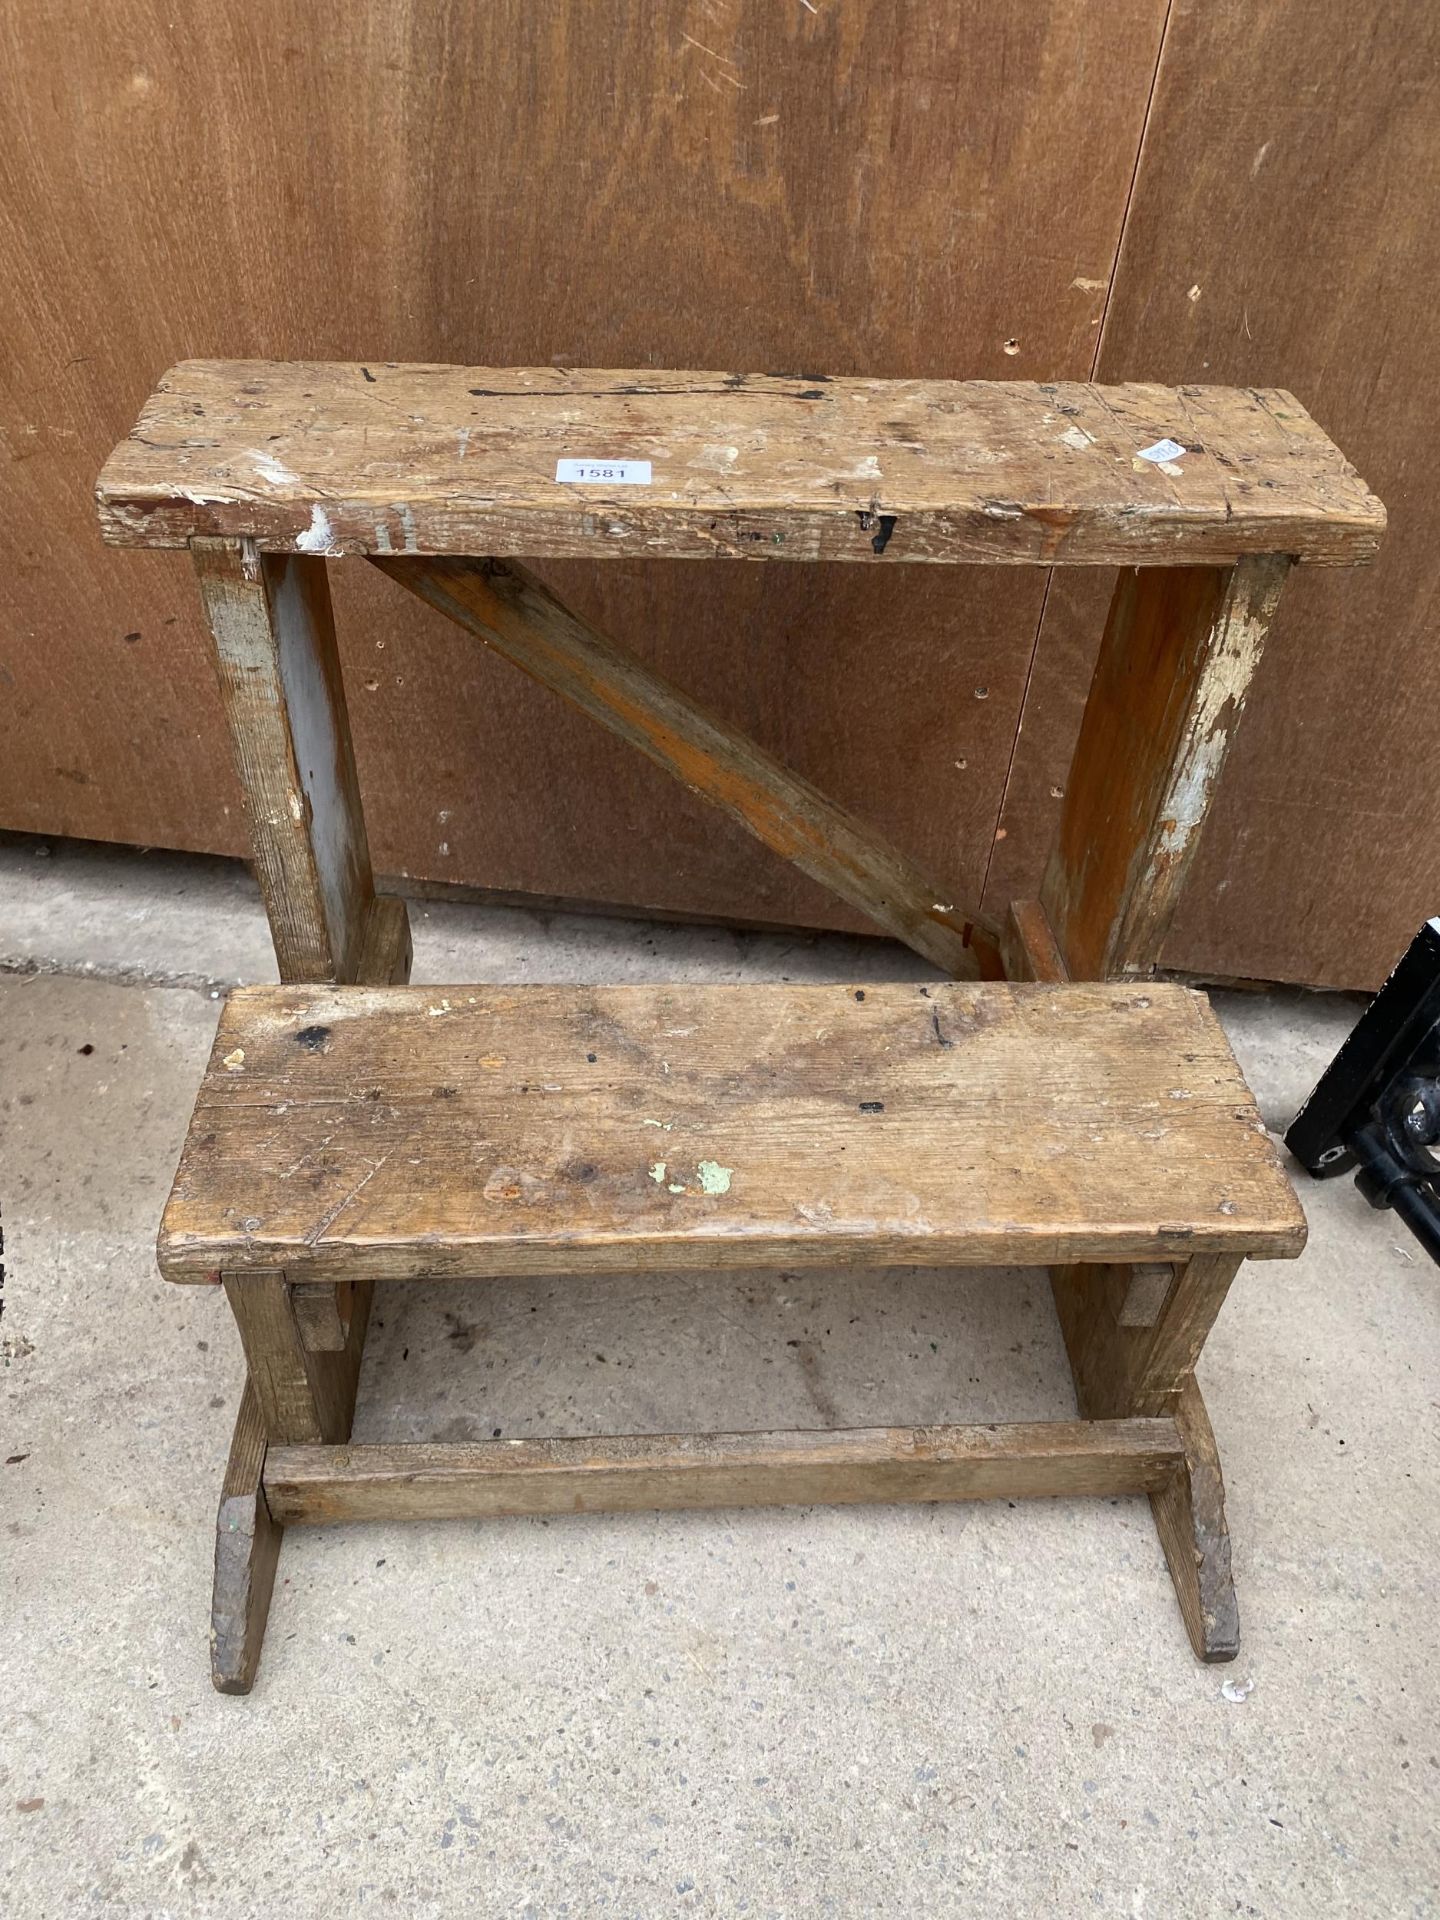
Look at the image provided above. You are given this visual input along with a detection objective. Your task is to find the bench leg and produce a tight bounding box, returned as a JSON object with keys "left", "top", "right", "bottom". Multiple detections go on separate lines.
{"left": 208, "top": 1272, "right": 373, "bottom": 1693}
{"left": 223, "top": 1271, "right": 372, "bottom": 1445}
{"left": 1002, "top": 896, "right": 1245, "bottom": 1659}
{"left": 211, "top": 1378, "right": 281, "bottom": 1694}
{"left": 1051, "top": 1252, "right": 1242, "bottom": 1660}
{"left": 1150, "top": 1375, "right": 1239, "bottom": 1662}
{"left": 190, "top": 536, "right": 412, "bottom": 1690}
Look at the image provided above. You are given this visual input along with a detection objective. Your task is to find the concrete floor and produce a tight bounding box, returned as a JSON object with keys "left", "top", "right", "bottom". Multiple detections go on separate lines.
{"left": 2, "top": 838, "right": 1437, "bottom": 1917}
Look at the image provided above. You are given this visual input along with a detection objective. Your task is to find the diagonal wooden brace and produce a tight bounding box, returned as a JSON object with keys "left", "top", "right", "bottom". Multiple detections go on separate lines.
{"left": 370, "top": 555, "right": 1002, "bottom": 980}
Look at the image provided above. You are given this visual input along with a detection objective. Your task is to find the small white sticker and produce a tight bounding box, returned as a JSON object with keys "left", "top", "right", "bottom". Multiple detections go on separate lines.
{"left": 1136, "top": 437, "right": 1187, "bottom": 464}
{"left": 555, "top": 458, "right": 652, "bottom": 485}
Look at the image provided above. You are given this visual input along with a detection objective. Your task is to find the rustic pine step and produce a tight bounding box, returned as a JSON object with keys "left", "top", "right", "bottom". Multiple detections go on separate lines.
{"left": 96, "top": 362, "right": 1384, "bottom": 565}
{"left": 159, "top": 980, "right": 1303, "bottom": 1284}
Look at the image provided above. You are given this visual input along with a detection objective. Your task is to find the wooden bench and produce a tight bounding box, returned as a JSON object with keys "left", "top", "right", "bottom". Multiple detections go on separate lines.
{"left": 98, "top": 364, "right": 1382, "bottom": 1691}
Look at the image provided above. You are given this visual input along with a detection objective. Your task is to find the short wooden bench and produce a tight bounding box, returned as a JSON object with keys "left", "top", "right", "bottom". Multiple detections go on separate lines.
{"left": 98, "top": 364, "right": 1382, "bottom": 1690}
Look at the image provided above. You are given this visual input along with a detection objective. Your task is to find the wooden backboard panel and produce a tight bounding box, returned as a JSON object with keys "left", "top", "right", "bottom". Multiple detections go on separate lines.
{"left": 985, "top": 0, "right": 1438, "bottom": 988}
{"left": 0, "top": 1, "right": 1165, "bottom": 933}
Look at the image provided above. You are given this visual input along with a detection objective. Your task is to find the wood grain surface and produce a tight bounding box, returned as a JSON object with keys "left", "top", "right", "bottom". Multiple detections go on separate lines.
{"left": 99, "top": 364, "right": 1382, "bottom": 565}
{"left": 263, "top": 1418, "right": 1186, "bottom": 1523}
{"left": 1039, "top": 556, "right": 1291, "bottom": 978}
{"left": 0, "top": 0, "right": 1166, "bottom": 942}
{"left": 210, "top": 1378, "right": 281, "bottom": 1694}
{"left": 158, "top": 980, "right": 1305, "bottom": 1281}
{"left": 191, "top": 539, "right": 374, "bottom": 981}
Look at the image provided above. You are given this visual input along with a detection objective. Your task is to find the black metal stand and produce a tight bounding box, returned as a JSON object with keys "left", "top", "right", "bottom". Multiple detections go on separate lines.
{"left": 1286, "top": 919, "right": 1440, "bottom": 1265}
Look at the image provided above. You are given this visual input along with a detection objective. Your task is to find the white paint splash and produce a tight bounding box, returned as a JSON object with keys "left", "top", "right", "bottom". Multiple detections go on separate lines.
{"left": 1154, "top": 570, "right": 1282, "bottom": 866}
{"left": 692, "top": 443, "right": 740, "bottom": 473}
{"left": 649, "top": 1161, "right": 667, "bottom": 1184}
{"left": 1059, "top": 424, "right": 1096, "bottom": 453}
{"left": 295, "top": 504, "right": 340, "bottom": 553}
{"left": 697, "top": 1160, "right": 733, "bottom": 1196}
{"left": 248, "top": 448, "right": 300, "bottom": 486}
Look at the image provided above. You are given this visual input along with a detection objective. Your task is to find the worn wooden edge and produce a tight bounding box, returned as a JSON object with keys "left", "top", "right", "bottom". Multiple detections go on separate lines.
{"left": 211, "top": 1379, "right": 282, "bottom": 1695}
{"left": 264, "top": 1417, "right": 1184, "bottom": 1524}
{"left": 160, "top": 1220, "right": 1307, "bottom": 1286}
{"left": 99, "top": 499, "right": 1386, "bottom": 566}
{"left": 1150, "top": 1375, "right": 1240, "bottom": 1662}
{"left": 370, "top": 555, "right": 1000, "bottom": 976}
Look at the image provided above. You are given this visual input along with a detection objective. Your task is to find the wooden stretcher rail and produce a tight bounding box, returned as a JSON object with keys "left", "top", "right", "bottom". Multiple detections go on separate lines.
{"left": 97, "top": 363, "right": 1385, "bottom": 565}
{"left": 263, "top": 1417, "right": 1186, "bottom": 1523}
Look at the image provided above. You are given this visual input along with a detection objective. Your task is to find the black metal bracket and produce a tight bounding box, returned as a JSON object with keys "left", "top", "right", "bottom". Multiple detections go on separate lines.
{"left": 1285, "top": 918, "right": 1440, "bottom": 1265}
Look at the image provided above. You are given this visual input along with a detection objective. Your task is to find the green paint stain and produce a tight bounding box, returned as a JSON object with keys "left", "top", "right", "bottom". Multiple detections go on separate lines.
{"left": 697, "top": 1159, "right": 733, "bottom": 1196}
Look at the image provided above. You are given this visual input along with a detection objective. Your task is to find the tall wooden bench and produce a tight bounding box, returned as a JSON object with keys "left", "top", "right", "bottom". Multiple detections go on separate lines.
{"left": 97, "top": 365, "right": 1383, "bottom": 1691}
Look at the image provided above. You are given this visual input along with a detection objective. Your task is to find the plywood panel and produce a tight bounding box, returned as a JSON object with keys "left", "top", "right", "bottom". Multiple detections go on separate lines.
{"left": 986, "top": 0, "right": 1439, "bottom": 988}
{"left": 0, "top": 1, "right": 1165, "bottom": 932}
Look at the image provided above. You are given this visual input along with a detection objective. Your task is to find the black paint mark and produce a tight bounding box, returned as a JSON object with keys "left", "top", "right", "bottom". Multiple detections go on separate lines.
{"left": 294, "top": 1025, "right": 331, "bottom": 1051}
{"left": 467, "top": 381, "right": 825, "bottom": 402}
{"left": 931, "top": 1010, "right": 954, "bottom": 1049}
{"left": 858, "top": 1101, "right": 885, "bottom": 1114}
{"left": 77, "top": 1043, "right": 94, "bottom": 1056}
{"left": 854, "top": 990, "right": 866, "bottom": 1002}
{"left": 856, "top": 510, "right": 898, "bottom": 555}
{"left": 360, "top": 367, "right": 377, "bottom": 383}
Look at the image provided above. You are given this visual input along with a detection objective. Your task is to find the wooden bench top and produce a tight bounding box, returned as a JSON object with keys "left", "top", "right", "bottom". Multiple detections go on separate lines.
{"left": 99, "top": 362, "right": 1383, "bottom": 567}
{"left": 159, "top": 981, "right": 1305, "bottom": 1283}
